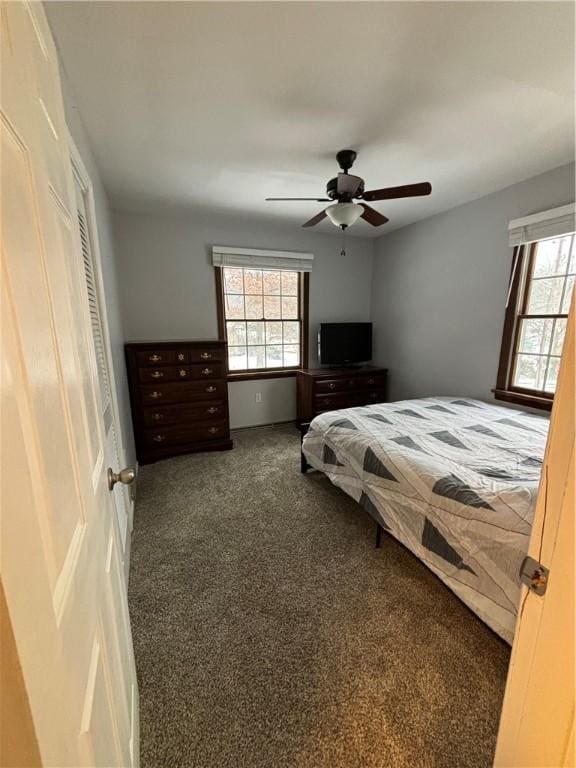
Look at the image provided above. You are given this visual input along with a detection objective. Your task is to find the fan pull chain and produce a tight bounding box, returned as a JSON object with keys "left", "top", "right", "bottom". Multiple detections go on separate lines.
{"left": 340, "top": 229, "right": 346, "bottom": 256}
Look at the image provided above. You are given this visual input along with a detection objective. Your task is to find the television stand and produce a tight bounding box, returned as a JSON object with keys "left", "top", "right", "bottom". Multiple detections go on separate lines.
{"left": 296, "top": 366, "right": 388, "bottom": 424}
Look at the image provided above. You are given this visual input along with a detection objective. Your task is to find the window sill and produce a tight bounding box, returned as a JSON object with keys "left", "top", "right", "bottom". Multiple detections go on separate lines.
{"left": 493, "top": 388, "right": 553, "bottom": 412}
{"left": 227, "top": 369, "right": 299, "bottom": 382}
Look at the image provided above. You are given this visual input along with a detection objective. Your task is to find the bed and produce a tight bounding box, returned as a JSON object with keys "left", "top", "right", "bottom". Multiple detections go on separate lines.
{"left": 301, "top": 396, "right": 549, "bottom": 644}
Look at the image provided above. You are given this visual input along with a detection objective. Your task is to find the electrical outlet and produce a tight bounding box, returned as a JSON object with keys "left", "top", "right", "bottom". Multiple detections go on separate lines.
{"left": 255, "top": 392, "right": 262, "bottom": 403}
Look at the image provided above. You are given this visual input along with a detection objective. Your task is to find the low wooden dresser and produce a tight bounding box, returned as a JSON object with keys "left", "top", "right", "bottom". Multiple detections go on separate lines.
{"left": 296, "top": 366, "right": 388, "bottom": 424}
{"left": 125, "top": 340, "right": 233, "bottom": 464}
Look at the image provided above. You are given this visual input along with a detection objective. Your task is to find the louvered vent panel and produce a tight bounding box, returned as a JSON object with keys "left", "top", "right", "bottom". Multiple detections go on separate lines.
{"left": 78, "top": 210, "right": 111, "bottom": 409}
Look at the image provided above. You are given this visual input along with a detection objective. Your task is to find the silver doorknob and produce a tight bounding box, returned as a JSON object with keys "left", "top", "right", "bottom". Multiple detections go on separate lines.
{"left": 107, "top": 467, "right": 136, "bottom": 491}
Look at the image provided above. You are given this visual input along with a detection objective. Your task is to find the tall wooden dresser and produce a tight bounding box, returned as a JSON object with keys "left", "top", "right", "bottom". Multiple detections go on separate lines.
{"left": 125, "top": 340, "right": 233, "bottom": 464}
{"left": 297, "top": 366, "right": 388, "bottom": 424}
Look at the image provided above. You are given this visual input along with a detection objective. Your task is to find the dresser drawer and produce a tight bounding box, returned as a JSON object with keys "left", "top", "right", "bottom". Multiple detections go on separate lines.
{"left": 314, "top": 393, "right": 361, "bottom": 411}
{"left": 142, "top": 422, "right": 228, "bottom": 448}
{"left": 139, "top": 366, "right": 185, "bottom": 383}
{"left": 136, "top": 349, "right": 189, "bottom": 366}
{"left": 314, "top": 374, "right": 387, "bottom": 394}
{"left": 142, "top": 402, "right": 226, "bottom": 427}
{"left": 355, "top": 374, "right": 387, "bottom": 389}
{"left": 189, "top": 347, "right": 224, "bottom": 363}
{"left": 138, "top": 364, "right": 224, "bottom": 383}
{"left": 357, "top": 388, "right": 387, "bottom": 405}
{"left": 315, "top": 389, "right": 387, "bottom": 412}
{"left": 314, "top": 378, "right": 356, "bottom": 394}
{"left": 140, "top": 381, "right": 227, "bottom": 405}
{"left": 188, "top": 363, "right": 223, "bottom": 380}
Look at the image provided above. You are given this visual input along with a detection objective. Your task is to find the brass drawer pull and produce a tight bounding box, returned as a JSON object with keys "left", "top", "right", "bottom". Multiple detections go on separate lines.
{"left": 208, "top": 427, "right": 219, "bottom": 434}
{"left": 151, "top": 370, "right": 164, "bottom": 378}
{"left": 149, "top": 391, "right": 162, "bottom": 399}
{"left": 177, "top": 353, "right": 185, "bottom": 361}
{"left": 207, "top": 406, "right": 218, "bottom": 414}
{"left": 329, "top": 383, "right": 336, "bottom": 390}
{"left": 179, "top": 369, "right": 187, "bottom": 377}
{"left": 149, "top": 354, "right": 162, "bottom": 362}
{"left": 201, "top": 352, "right": 213, "bottom": 359}
{"left": 206, "top": 385, "right": 217, "bottom": 393}
{"left": 201, "top": 367, "right": 213, "bottom": 375}
{"left": 367, "top": 378, "right": 375, "bottom": 385}
{"left": 153, "top": 434, "right": 166, "bottom": 442}
{"left": 152, "top": 413, "right": 164, "bottom": 421}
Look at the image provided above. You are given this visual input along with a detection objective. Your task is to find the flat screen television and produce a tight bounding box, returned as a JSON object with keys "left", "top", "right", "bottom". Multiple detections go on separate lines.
{"left": 318, "top": 322, "right": 372, "bottom": 366}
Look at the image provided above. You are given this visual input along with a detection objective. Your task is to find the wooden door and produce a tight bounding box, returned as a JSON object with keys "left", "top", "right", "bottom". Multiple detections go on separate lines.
{"left": 494, "top": 297, "right": 575, "bottom": 767}
{"left": 1, "top": 2, "right": 138, "bottom": 765}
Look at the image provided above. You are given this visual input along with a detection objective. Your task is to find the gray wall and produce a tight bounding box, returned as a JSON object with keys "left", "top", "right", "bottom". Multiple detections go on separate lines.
{"left": 113, "top": 209, "right": 374, "bottom": 428}
{"left": 60, "top": 75, "right": 136, "bottom": 465}
{"left": 371, "top": 162, "right": 575, "bottom": 403}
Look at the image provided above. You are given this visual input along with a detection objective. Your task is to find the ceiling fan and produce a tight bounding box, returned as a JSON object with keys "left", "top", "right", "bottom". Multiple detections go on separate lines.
{"left": 266, "top": 149, "right": 432, "bottom": 230}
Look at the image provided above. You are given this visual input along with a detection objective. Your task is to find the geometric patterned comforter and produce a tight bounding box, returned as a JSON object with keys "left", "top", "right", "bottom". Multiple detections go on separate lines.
{"left": 302, "top": 397, "right": 549, "bottom": 644}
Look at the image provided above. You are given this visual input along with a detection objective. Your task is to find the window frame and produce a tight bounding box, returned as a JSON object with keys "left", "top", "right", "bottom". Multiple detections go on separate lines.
{"left": 494, "top": 238, "right": 573, "bottom": 411}
{"left": 215, "top": 266, "right": 309, "bottom": 381}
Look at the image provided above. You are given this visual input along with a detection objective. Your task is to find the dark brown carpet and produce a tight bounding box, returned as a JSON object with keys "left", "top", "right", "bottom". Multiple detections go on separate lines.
{"left": 128, "top": 425, "right": 510, "bottom": 768}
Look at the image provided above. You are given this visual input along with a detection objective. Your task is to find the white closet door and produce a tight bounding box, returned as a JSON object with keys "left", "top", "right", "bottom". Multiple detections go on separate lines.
{"left": 73, "top": 169, "right": 131, "bottom": 560}
{"left": 1, "top": 2, "right": 138, "bottom": 765}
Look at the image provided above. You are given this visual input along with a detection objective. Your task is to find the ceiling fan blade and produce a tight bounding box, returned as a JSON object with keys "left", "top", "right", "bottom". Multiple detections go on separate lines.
{"left": 363, "top": 182, "right": 432, "bottom": 202}
{"left": 266, "top": 197, "right": 330, "bottom": 202}
{"left": 302, "top": 209, "right": 327, "bottom": 228}
{"left": 360, "top": 204, "right": 389, "bottom": 227}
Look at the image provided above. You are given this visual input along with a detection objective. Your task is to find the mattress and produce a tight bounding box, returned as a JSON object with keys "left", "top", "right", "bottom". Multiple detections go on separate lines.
{"left": 302, "top": 396, "right": 549, "bottom": 643}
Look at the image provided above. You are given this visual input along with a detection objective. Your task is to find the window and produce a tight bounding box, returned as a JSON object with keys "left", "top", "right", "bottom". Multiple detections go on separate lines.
{"left": 495, "top": 233, "right": 575, "bottom": 409}
{"left": 215, "top": 266, "right": 309, "bottom": 379}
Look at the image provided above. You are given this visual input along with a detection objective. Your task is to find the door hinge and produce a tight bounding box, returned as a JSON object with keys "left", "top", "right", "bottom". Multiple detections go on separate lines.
{"left": 519, "top": 555, "right": 549, "bottom": 596}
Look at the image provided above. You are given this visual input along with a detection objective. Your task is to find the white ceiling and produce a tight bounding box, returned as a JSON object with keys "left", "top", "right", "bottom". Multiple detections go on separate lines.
{"left": 47, "top": 1, "right": 575, "bottom": 237}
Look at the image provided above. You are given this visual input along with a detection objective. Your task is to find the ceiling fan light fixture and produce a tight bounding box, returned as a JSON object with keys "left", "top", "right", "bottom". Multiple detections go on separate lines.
{"left": 326, "top": 202, "right": 363, "bottom": 230}
{"left": 267, "top": 150, "right": 432, "bottom": 230}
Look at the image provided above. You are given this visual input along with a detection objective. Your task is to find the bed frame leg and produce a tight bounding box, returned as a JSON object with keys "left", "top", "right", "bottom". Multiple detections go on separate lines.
{"left": 375, "top": 523, "right": 383, "bottom": 549}
{"left": 299, "top": 422, "right": 311, "bottom": 474}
